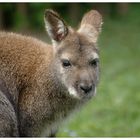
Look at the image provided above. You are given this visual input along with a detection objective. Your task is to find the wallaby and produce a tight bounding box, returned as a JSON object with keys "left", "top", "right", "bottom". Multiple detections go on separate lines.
{"left": 0, "top": 9, "right": 102, "bottom": 137}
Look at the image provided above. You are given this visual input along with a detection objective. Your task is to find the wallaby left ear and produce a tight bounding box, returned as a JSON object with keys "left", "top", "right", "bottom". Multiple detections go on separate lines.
{"left": 78, "top": 10, "right": 103, "bottom": 43}
{"left": 44, "top": 9, "right": 68, "bottom": 46}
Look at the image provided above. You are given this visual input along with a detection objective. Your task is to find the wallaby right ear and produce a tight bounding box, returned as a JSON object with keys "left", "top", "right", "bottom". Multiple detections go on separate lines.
{"left": 78, "top": 10, "right": 103, "bottom": 43}
{"left": 44, "top": 9, "right": 68, "bottom": 46}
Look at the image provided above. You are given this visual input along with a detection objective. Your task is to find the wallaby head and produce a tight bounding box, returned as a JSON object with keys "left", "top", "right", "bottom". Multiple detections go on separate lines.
{"left": 44, "top": 9, "right": 102, "bottom": 100}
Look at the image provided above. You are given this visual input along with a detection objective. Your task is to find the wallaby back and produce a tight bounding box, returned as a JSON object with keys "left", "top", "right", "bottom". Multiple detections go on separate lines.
{"left": 0, "top": 9, "right": 103, "bottom": 137}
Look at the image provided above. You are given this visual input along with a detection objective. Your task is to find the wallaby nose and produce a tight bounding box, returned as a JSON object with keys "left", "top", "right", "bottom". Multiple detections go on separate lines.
{"left": 80, "top": 84, "right": 92, "bottom": 94}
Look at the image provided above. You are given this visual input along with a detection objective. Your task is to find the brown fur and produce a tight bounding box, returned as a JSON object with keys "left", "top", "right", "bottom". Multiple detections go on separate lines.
{"left": 0, "top": 9, "right": 102, "bottom": 137}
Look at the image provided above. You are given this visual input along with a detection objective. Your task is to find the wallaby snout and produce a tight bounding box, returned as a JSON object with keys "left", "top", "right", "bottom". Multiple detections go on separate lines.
{"left": 79, "top": 73, "right": 95, "bottom": 94}
{"left": 79, "top": 83, "right": 93, "bottom": 94}
{"left": 77, "top": 69, "right": 96, "bottom": 96}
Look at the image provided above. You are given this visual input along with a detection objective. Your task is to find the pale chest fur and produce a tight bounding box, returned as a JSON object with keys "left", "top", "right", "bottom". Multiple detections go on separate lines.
{"left": 35, "top": 92, "right": 80, "bottom": 137}
{"left": 39, "top": 92, "right": 80, "bottom": 136}
{"left": 40, "top": 97, "right": 79, "bottom": 136}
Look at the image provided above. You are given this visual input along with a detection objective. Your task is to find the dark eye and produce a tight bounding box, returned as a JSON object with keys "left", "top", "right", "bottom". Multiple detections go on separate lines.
{"left": 62, "top": 59, "right": 71, "bottom": 68}
{"left": 89, "top": 58, "right": 99, "bottom": 67}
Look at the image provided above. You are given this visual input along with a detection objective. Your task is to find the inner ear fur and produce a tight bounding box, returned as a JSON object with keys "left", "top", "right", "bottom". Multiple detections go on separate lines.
{"left": 44, "top": 9, "right": 68, "bottom": 43}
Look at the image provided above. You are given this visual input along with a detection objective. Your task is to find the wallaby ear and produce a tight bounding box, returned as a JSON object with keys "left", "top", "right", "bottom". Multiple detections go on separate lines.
{"left": 78, "top": 10, "right": 103, "bottom": 43}
{"left": 44, "top": 9, "right": 68, "bottom": 46}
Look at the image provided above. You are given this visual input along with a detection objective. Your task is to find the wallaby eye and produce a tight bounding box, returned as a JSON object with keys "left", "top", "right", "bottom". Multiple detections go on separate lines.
{"left": 62, "top": 59, "right": 71, "bottom": 68}
{"left": 89, "top": 58, "right": 99, "bottom": 67}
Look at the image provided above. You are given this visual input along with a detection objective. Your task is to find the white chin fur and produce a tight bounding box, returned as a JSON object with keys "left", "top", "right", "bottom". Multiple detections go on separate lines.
{"left": 68, "top": 86, "right": 97, "bottom": 99}
{"left": 68, "top": 87, "right": 80, "bottom": 99}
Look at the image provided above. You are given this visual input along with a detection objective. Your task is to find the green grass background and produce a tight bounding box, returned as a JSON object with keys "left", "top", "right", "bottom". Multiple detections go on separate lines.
{"left": 57, "top": 5, "right": 140, "bottom": 137}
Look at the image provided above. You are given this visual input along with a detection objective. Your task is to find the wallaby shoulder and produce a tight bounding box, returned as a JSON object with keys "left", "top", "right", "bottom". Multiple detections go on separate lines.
{"left": 0, "top": 32, "right": 53, "bottom": 79}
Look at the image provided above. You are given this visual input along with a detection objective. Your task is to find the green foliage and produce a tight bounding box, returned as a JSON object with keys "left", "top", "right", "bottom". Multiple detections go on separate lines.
{"left": 0, "top": 3, "right": 112, "bottom": 30}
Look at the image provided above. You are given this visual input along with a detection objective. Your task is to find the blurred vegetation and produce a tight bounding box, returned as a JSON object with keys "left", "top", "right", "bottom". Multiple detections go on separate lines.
{"left": 0, "top": 3, "right": 140, "bottom": 137}
{"left": 0, "top": 3, "right": 130, "bottom": 32}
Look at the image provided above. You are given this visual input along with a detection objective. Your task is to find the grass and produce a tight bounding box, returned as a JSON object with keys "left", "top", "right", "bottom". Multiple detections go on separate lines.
{"left": 57, "top": 6, "right": 140, "bottom": 137}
